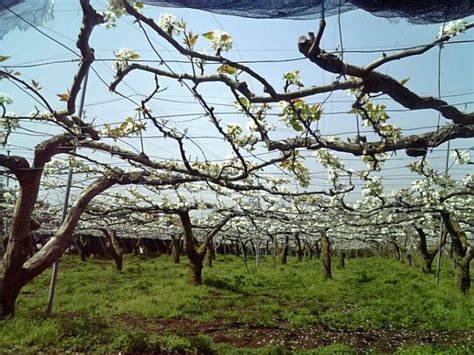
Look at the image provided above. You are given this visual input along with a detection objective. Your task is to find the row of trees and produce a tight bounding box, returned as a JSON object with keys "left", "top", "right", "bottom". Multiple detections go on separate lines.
{"left": 0, "top": 0, "right": 472, "bottom": 318}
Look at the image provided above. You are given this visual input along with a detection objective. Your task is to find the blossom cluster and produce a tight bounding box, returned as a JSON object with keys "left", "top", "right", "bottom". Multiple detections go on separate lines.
{"left": 438, "top": 20, "right": 467, "bottom": 38}
{"left": 0, "top": 92, "right": 13, "bottom": 105}
{"left": 451, "top": 150, "right": 470, "bottom": 165}
{"left": 203, "top": 30, "right": 233, "bottom": 52}
{"left": 362, "top": 176, "right": 384, "bottom": 197}
{"left": 283, "top": 71, "right": 304, "bottom": 88}
{"left": 113, "top": 48, "right": 140, "bottom": 71}
{"left": 102, "top": 0, "right": 143, "bottom": 29}
{"left": 158, "top": 13, "right": 184, "bottom": 36}
{"left": 226, "top": 122, "right": 243, "bottom": 137}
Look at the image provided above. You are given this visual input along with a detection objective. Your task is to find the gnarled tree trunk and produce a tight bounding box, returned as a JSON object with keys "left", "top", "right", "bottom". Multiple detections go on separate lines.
{"left": 179, "top": 211, "right": 233, "bottom": 285}
{"left": 314, "top": 240, "right": 321, "bottom": 259}
{"left": 277, "top": 235, "right": 289, "bottom": 265}
{"left": 171, "top": 235, "right": 181, "bottom": 264}
{"left": 294, "top": 234, "right": 304, "bottom": 262}
{"left": 207, "top": 243, "right": 216, "bottom": 268}
{"left": 321, "top": 230, "right": 332, "bottom": 279}
{"left": 337, "top": 250, "right": 345, "bottom": 269}
{"left": 410, "top": 226, "right": 446, "bottom": 274}
{"left": 441, "top": 212, "right": 473, "bottom": 293}
{"left": 101, "top": 229, "right": 123, "bottom": 271}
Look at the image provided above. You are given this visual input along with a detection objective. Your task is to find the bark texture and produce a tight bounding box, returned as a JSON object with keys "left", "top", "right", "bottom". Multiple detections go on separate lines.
{"left": 171, "top": 235, "right": 181, "bottom": 264}
{"left": 277, "top": 235, "right": 289, "bottom": 265}
{"left": 179, "top": 211, "right": 233, "bottom": 285}
{"left": 441, "top": 212, "right": 473, "bottom": 293}
{"left": 294, "top": 235, "right": 304, "bottom": 262}
{"left": 321, "top": 230, "right": 332, "bottom": 279}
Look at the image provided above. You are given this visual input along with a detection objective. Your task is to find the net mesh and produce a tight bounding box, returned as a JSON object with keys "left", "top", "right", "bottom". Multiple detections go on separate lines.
{"left": 0, "top": 0, "right": 54, "bottom": 39}
{"left": 142, "top": 0, "right": 474, "bottom": 23}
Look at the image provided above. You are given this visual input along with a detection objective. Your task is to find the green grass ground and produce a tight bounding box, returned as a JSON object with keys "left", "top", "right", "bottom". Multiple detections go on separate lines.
{"left": 1, "top": 254, "right": 473, "bottom": 353}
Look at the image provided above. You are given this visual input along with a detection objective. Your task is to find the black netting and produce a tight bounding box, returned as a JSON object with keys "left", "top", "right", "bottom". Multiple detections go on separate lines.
{"left": 142, "top": 0, "right": 474, "bottom": 23}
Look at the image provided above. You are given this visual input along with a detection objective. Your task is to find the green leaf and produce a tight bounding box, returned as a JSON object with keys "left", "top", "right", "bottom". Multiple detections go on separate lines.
{"left": 289, "top": 118, "right": 304, "bottom": 132}
{"left": 220, "top": 33, "right": 231, "bottom": 41}
{"left": 0, "top": 55, "right": 11, "bottom": 62}
{"left": 400, "top": 78, "right": 410, "bottom": 86}
{"left": 217, "top": 64, "right": 237, "bottom": 75}
{"left": 202, "top": 31, "right": 215, "bottom": 40}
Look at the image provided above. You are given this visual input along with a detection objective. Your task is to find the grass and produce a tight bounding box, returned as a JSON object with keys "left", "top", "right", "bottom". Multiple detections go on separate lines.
{"left": 0, "top": 254, "right": 473, "bottom": 353}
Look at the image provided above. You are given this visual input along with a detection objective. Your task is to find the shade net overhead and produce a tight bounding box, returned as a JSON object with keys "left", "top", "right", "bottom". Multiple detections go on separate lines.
{"left": 142, "top": 0, "right": 474, "bottom": 23}
{"left": 0, "top": 0, "right": 54, "bottom": 39}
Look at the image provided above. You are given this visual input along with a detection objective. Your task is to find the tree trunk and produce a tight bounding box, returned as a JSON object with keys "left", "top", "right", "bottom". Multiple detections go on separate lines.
{"left": 102, "top": 230, "right": 123, "bottom": 271}
{"left": 247, "top": 240, "right": 255, "bottom": 256}
{"left": 294, "top": 234, "right": 303, "bottom": 262}
{"left": 406, "top": 226, "right": 446, "bottom": 274}
{"left": 0, "top": 269, "right": 23, "bottom": 318}
{"left": 207, "top": 244, "right": 215, "bottom": 268}
{"left": 272, "top": 235, "right": 276, "bottom": 268}
{"left": 171, "top": 236, "right": 181, "bottom": 264}
{"left": 422, "top": 254, "right": 434, "bottom": 273}
{"left": 278, "top": 235, "right": 289, "bottom": 265}
{"left": 179, "top": 211, "right": 233, "bottom": 286}
{"left": 337, "top": 250, "right": 345, "bottom": 269}
{"left": 132, "top": 240, "right": 139, "bottom": 256}
{"left": 321, "top": 230, "right": 332, "bottom": 279}
{"left": 279, "top": 249, "right": 287, "bottom": 264}
{"left": 266, "top": 240, "right": 271, "bottom": 256}
{"left": 406, "top": 253, "right": 413, "bottom": 267}
{"left": 77, "top": 235, "right": 87, "bottom": 261}
{"left": 455, "top": 258, "right": 470, "bottom": 294}
{"left": 314, "top": 241, "right": 321, "bottom": 259}
{"left": 303, "top": 242, "right": 311, "bottom": 258}
{"left": 188, "top": 253, "right": 203, "bottom": 285}
{"left": 441, "top": 212, "right": 472, "bottom": 294}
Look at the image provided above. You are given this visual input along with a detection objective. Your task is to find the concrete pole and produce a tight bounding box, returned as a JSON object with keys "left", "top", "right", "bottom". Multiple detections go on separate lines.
{"left": 46, "top": 71, "right": 89, "bottom": 315}
{"left": 435, "top": 140, "right": 451, "bottom": 286}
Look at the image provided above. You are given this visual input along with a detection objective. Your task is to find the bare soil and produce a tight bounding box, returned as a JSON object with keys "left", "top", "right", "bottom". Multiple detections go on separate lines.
{"left": 111, "top": 314, "right": 473, "bottom": 353}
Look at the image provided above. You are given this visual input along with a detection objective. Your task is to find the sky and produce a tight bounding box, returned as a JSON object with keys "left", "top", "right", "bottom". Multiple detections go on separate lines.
{"left": 0, "top": 0, "right": 473, "bottom": 206}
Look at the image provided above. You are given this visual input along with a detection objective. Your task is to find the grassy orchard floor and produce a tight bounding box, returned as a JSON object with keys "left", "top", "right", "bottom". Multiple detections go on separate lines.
{"left": 1, "top": 255, "right": 473, "bottom": 353}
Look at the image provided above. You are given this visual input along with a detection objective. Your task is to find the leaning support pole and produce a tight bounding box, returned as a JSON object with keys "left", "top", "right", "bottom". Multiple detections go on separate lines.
{"left": 46, "top": 72, "right": 89, "bottom": 315}
{"left": 435, "top": 140, "right": 451, "bottom": 286}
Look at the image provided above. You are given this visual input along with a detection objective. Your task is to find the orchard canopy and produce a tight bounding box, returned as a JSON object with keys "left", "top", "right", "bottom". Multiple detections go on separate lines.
{"left": 0, "top": 0, "right": 472, "bottom": 320}
{"left": 2, "top": 0, "right": 474, "bottom": 39}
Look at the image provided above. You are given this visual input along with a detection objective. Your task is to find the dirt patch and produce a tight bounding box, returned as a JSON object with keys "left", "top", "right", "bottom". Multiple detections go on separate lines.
{"left": 111, "top": 315, "right": 473, "bottom": 352}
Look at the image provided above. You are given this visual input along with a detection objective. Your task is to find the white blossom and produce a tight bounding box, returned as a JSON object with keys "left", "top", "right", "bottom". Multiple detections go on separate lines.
{"left": 3, "top": 192, "right": 14, "bottom": 202}
{"left": 30, "top": 111, "right": 53, "bottom": 119}
{"left": 158, "top": 13, "right": 184, "bottom": 36}
{"left": 438, "top": 20, "right": 467, "bottom": 38}
{"left": 113, "top": 48, "right": 140, "bottom": 71}
{"left": 451, "top": 150, "right": 471, "bottom": 165}
{"left": 107, "top": 0, "right": 127, "bottom": 17}
{"left": 101, "top": 10, "right": 118, "bottom": 29}
{"left": 225, "top": 122, "right": 242, "bottom": 136}
{"left": 246, "top": 120, "right": 258, "bottom": 132}
{"left": 278, "top": 100, "right": 289, "bottom": 111}
{"left": 0, "top": 93, "right": 13, "bottom": 105}
{"left": 206, "top": 30, "right": 233, "bottom": 52}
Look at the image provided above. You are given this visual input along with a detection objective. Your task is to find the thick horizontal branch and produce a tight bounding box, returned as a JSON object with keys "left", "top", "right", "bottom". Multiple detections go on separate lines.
{"left": 298, "top": 36, "right": 474, "bottom": 126}
{"left": 0, "top": 154, "right": 30, "bottom": 177}
{"left": 267, "top": 124, "right": 474, "bottom": 156}
{"left": 33, "top": 134, "right": 78, "bottom": 168}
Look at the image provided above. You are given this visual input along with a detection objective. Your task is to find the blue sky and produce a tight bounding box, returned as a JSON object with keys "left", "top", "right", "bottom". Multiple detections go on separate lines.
{"left": 0, "top": 1, "right": 472, "bottom": 201}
